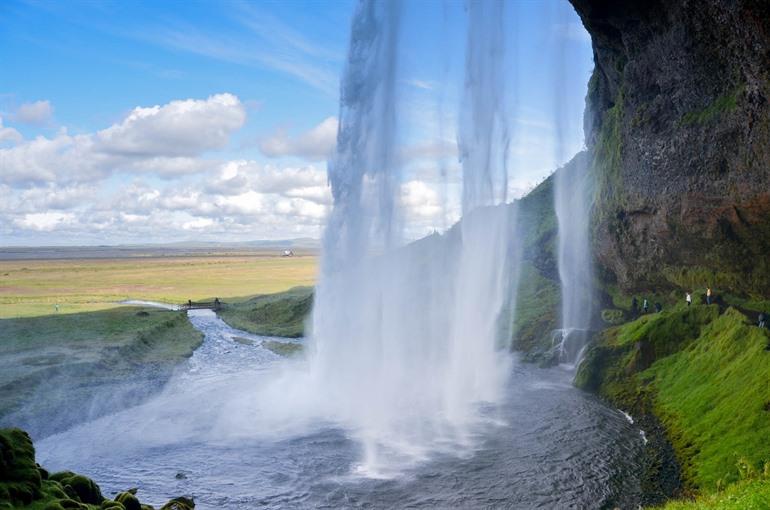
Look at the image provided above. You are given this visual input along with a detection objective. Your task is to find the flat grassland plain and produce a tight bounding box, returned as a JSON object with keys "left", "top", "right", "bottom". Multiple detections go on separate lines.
{"left": 0, "top": 247, "right": 318, "bottom": 432}
{"left": 0, "top": 250, "right": 318, "bottom": 318}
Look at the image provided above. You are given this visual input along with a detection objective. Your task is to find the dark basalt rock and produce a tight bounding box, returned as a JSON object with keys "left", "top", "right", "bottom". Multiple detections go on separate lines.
{"left": 569, "top": 0, "right": 770, "bottom": 296}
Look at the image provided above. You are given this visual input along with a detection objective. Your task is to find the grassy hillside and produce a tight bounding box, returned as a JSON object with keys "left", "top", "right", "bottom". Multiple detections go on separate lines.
{"left": 576, "top": 302, "right": 770, "bottom": 505}
{"left": 0, "top": 307, "right": 203, "bottom": 437}
{"left": 218, "top": 286, "right": 313, "bottom": 338}
{"left": 0, "top": 255, "right": 317, "bottom": 318}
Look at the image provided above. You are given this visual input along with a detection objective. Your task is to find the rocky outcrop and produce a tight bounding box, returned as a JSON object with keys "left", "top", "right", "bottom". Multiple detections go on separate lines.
{"left": 570, "top": 0, "right": 770, "bottom": 296}
{"left": 0, "top": 428, "right": 194, "bottom": 510}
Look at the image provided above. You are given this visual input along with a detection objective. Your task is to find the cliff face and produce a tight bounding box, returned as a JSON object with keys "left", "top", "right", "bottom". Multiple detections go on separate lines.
{"left": 570, "top": 0, "right": 770, "bottom": 296}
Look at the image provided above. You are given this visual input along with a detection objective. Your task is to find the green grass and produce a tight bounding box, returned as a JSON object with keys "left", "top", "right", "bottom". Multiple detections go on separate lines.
{"left": 0, "top": 255, "right": 317, "bottom": 318}
{"left": 0, "top": 307, "right": 203, "bottom": 421}
{"left": 512, "top": 262, "right": 559, "bottom": 353}
{"left": 656, "top": 479, "right": 770, "bottom": 509}
{"left": 648, "top": 308, "right": 770, "bottom": 489}
{"left": 577, "top": 304, "right": 770, "bottom": 501}
{"left": 218, "top": 286, "right": 313, "bottom": 338}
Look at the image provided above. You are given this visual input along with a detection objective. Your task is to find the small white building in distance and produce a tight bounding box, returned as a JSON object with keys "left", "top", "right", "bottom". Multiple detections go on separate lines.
{"left": 282, "top": 250, "right": 294, "bottom": 257}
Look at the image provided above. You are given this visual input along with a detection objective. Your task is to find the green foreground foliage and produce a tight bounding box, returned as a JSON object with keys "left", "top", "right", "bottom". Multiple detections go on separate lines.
{"left": 576, "top": 303, "right": 770, "bottom": 507}
{"left": 0, "top": 428, "right": 194, "bottom": 510}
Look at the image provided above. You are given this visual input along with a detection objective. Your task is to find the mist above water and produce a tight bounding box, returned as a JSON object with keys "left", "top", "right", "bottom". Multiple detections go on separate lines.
{"left": 306, "top": 0, "right": 522, "bottom": 474}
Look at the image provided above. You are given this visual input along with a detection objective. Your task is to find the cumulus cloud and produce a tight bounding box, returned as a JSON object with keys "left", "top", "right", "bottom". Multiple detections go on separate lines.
{"left": 13, "top": 212, "right": 74, "bottom": 231}
{"left": 0, "top": 117, "right": 23, "bottom": 145}
{"left": 15, "top": 100, "right": 53, "bottom": 125}
{"left": 0, "top": 94, "right": 245, "bottom": 186}
{"left": 95, "top": 93, "right": 245, "bottom": 157}
{"left": 259, "top": 116, "right": 338, "bottom": 161}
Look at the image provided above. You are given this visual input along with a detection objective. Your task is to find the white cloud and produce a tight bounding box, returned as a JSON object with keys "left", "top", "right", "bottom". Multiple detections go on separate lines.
{"left": 15, "top": 100, "right": 53, "bottom": 125}
{"left": 0, "top": 94, "right": 245, "bottom": 186}
{"left": 182, "top": 217, "right": 215, "bottom": 230}
{"left": 14, "top": 212, "right": 74, "bottom": 231}
{"left": 0, "top": 117, "right": 23, "bottom": 145}
{"left": 259, "top": 116, "right": 338, "bottom": 161}
{"left": 95, "top": 93, "right": 245, "bottom": 157}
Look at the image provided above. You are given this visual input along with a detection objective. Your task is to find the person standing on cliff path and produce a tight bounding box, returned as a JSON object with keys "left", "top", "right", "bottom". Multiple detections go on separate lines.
{"left": 643, "top": 298, "right": 649, "bottom": 314}
{"left": 759, "top": 313, "right": 766, "bottom": 329}
{"left": 706, "top": 287, "right": 712, "bottom": 305}
{"left": 686, "top": 292, "right": 692, "bottom": 307}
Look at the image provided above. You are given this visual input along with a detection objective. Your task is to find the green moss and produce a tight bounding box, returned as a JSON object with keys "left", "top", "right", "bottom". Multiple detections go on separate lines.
{"left": 0, "top": 427, "right": 197, "bottom": 509}
{"left": 592, "top": 90, "right": 624, "bottom": 212}
{"left": 578, "top": 305, "right": 770, "bottom": 499}
{"left": 218, "top": 287, "right": 313, "bottom": 338}
{"left": 601, "top": 308, "right": 626, "bottom": 325}
{"left": 261, "top": 340, "right": 303, "bottom": 357}
{"left": 114, "top": 492, "right": 139, "bottom": 510}
{"left": 679, "top": 85, "right": 742, "bottom": 126}
{"left": 647, "top": 308, "right": 770, "bottom": 489}
{"left": 654, "top": 478, "right": 770, "bottom": 509}
{"left": 0, "top": 429, "right": 42, "bottom": 506}
{"left": 661, "top": 266, "right": 743, "bottom": 296}
{"left": 512, "top": 262, "right": 559, "bottom": 353}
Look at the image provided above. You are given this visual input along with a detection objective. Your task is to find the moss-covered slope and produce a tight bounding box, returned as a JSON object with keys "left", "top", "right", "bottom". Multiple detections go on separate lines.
{"left": 576, "top": 303, "right": 770, "bottom": 506}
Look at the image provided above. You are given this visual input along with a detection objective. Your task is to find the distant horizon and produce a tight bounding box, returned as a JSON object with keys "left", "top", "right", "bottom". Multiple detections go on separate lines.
{"left": 0, "top": 237, "right": 321, "bottom": 249}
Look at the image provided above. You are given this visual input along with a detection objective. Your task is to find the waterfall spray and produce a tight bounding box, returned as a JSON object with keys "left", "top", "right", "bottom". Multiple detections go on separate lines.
{"left": 552, "top": 3, "right": 594, "bottom": 365}
{"left": 303, "top": 0, "right": 522, "bottom": 474}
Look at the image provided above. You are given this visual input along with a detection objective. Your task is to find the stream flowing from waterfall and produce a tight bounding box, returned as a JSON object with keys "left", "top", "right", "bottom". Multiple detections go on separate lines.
{"left": 37, "top": 310, "right": 646, "bottom": 509}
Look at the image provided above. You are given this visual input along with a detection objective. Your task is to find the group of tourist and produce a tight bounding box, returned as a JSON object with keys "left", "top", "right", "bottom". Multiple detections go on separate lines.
{"left": 630, "top": 287, "right": 768, "bottom": 329}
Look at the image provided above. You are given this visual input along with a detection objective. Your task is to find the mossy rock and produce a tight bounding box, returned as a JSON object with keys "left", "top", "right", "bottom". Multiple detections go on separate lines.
{"left": 262, "top": 340, "right": 303, "bottom": 357}
{"left": 159, "top": 496, "right": 195, "bottom": 510}
{"left": 102, "top": 501, "right": 127, "bottom": 510}
{"left": 50, "top": 472, "right": 104, "bottom": 505}
{"left": 0, "top": 428, "right": 43, "bottom": 505}
{"left": 601, "top": 308, "right": 626, "bottom": 325}
{"left": 115, "top": 491, "right": 141, "bottom": 510}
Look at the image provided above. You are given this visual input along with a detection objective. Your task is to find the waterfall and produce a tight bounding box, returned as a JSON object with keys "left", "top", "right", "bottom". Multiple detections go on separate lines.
{"left": 304, "top": 0, "right": 522, "bottom": 474}
{"left": 552, "top": 3, "right": 594, "bottom": 366}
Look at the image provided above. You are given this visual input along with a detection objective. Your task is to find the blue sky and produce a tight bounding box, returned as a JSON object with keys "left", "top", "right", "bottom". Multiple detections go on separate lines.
{"left": 0, "top": 0, "right": 593, "bottom": 246}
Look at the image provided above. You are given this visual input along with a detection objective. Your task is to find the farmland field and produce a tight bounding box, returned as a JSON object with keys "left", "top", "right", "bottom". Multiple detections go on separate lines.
{"left": 0, "top": 253, "right": 318, "bottom": 318}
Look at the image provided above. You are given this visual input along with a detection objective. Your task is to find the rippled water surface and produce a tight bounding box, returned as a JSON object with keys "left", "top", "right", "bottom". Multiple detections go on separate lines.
{"left": 37, "top": 311, "right": 645, "bottom": 509}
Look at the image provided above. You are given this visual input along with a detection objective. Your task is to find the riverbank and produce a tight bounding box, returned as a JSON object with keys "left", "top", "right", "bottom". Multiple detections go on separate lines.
{"left": 0, "top": 307, "right": 203, "bottom": 438}
{"left": 575, "top": 303, "right": 770, "bottom": 507}
{"left": 216, "top": 286, "right": 313, "bottom": 338}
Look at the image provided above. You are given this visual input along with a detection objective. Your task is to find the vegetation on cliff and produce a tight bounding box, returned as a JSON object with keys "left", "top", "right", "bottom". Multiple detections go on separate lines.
{"left": 576, "top": 302, "right": 770, "bottom": 506}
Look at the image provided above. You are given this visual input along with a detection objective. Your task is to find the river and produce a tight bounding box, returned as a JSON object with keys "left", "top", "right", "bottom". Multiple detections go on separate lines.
{"left": 37, "top": 310, "right": 645, "bottom": 509}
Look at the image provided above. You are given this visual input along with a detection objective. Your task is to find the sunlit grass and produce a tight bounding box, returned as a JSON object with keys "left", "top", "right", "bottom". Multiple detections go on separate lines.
{"left": 0, "top": 255, "right": 318, "bottom": 318}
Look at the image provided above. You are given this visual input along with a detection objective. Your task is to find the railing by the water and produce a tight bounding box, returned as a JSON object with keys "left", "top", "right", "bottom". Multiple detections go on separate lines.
{"left": 181, "top": 300, "right": 224, "bottom": 311}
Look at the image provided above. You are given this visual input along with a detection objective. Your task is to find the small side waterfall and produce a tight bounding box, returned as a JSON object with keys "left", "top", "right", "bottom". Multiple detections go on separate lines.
{"left": 305, "top": 0, "right": 522, "bottom": 474}
{"left": 552, "top": 3, "right": 595, "bottom": 367}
